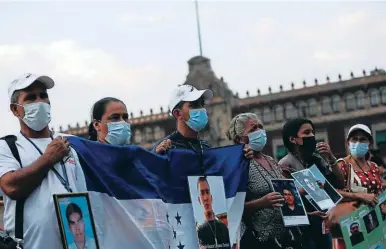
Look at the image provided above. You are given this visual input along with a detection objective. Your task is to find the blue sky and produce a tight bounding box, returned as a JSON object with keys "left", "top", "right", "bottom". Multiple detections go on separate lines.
{"left": 0, "top": 1, "right": 385, "bottom": 135}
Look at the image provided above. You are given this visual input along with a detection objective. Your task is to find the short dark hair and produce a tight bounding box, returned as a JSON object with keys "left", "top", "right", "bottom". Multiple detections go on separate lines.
{"left": 282, "top": 118, "right": 315, "bottom": 153}
{"left": 66, "top": 203, "right": 83, "bottom": 223}
{"left": 88, "top": 97, "right": 126, "bottom": 141}
{"left": 10, "top": 90, "right": 21, "bottom": 104}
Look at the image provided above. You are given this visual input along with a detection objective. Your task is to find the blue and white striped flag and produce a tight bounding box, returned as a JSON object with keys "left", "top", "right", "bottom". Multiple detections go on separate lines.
{"left": 68, "top": 137, "right": 248, "bottom": 249}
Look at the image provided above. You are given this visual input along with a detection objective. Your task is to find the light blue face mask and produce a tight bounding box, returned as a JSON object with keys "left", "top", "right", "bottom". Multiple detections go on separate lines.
{"left": 248, "top": 129, "right": 267, "bottom": 152}
{"left": 185, "top": 108, "right": 208, "bottom": 132}
{"left": 349, "top": 142, "right": 369, "bottom": 158}
{"left": 105, "top": 121, "right": 131, "bottom": 146}
{"left": 19, "top": 102, "right": 51, "bottom": 131}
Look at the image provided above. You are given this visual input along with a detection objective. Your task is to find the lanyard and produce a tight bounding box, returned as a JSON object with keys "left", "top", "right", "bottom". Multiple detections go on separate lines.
{"left": 20, "top": 132, "right": 73, "bottom": 193}
{"left": 188, "top": 141, "right": 206, "bottom": 176}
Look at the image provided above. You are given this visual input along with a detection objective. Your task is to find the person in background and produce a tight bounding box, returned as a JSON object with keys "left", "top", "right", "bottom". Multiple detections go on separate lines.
{"left": 333, "top": 124, "right": 382, "bottom": 249}
{"left": 279, "top": 118, "right": 345, "bottom": 249}
{"left": 152, "top": 85, "right": 253, "bottom": 159}
{"left": 0, "top": 73, "right": 86, "bottom": 248}
{"left": 226, "top": 113, "right": 302, "bottom": 249}
{"left": 88, "top": 97, "right": 131, "bottom": 146}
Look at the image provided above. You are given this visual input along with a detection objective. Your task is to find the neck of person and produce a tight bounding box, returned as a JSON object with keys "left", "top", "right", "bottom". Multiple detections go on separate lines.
{"left": 253, "top": 150, "right": 263, "bottom": 159}
{"left": 294, "top": 147, "right": 310, "bottom": 163}
{"left": 20, "top": 124, "right": 50, "bottom": 139}
{"left": 288, "top": 203, "right": 295, "bottom": 210}
{"left": 205, "top": 210, "right": 215, "bottom": 221}
{"left": 351, "top": 155, "right": 367, "bottom": 164}
{"left": 177, "top": 122, "right": 199, "bottom": 139}
{"left": 75, "top": 239, "right": 85, "bottom": 249}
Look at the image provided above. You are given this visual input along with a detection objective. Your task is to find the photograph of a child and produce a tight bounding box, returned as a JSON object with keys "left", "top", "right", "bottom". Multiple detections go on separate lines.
{"left": 363, "top": 210, "right": 379, "bottom": 234}
{"left": 270, "top": 179, "right": 309, "bottom": 226}
{"left": 188, "top": 176, "right": 231, "bottom": 249}
{"left": 292, "top": 169, "right": 335, "bottom": 211}
{"left": 54, "top": 193, "right": 99, "bottom": 249}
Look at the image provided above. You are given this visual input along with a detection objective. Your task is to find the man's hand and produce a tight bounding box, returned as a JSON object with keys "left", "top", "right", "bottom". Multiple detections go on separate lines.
{"left": 43, "top": 136, "right": 70, "bottom": 165}
{"left": 155, "top": 139, "right": 172, "bottom": 154}
{"left": 243, "top": 147, "right": 254, "bottom": 160}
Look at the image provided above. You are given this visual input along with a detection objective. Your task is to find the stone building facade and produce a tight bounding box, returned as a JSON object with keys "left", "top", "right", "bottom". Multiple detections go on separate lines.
{"left": 63, "top": 56, "right": 386, "bottom": 161}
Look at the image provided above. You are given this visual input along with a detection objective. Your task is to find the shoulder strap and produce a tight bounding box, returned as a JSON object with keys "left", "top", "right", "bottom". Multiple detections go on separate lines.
{"left": 0, "top": 135, "right": 25, "bottom": 242}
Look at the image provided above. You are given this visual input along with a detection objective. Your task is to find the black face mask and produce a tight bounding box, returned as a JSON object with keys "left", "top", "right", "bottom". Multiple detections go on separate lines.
{"left": 299, "top": 136, "right": 316, "bottom": 158}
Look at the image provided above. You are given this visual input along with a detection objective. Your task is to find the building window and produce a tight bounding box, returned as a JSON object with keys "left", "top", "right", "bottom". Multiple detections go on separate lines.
{"left": 263, "top": 107, "right": 272, "bottom": 123}
{"left": 275, "top": 105, "right": 284, "bottom": 121}
{"left": 345, "top": 93, "right": 356, "bottom": 111}
{"left": 153, "top": 126, "right": 165, "bottom": 141}
{"left": 251, "top": 108, "right": 261, "bottom": 118}
{"left": 144, "top": 127, "right": 153, "bottom": 143}
{"left": 332, "top": 95, "right": 341, "bottom": 113}
{"left": 369, "top": 89, "right": 380, "bottom": 106}
{"left": 134, "top": 129, "right": 142, "bottom": 144}
{"left": 381, "top": 87, "right": 386, "bottom": 104}
{"left": 321, "top": 97, "right": 331, "bottom": 114}
{"left": 376, "top": 130, "right": 386, "bottom": 147}
{"left": 355, "top": 91, "right": 365, "bottom": 109}
{"left": 297, "top": 101, "right": 308, "bottom": 117}
{"left": 285, "top": 103, "right": 297, "bottom": 119}
{"left": 308, "top": 98, "right": 318, "bottom": 117}
{"left": 276, "top": 145, "right": 287, "bottom": 160}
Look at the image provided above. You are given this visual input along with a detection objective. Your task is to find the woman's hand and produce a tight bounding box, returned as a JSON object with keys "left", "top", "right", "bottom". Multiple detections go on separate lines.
{"left": 358, "top": 193, "right": 378, "bottom": 207}
{"left": 259, "top": 192, "right": 285, "bottom": 208}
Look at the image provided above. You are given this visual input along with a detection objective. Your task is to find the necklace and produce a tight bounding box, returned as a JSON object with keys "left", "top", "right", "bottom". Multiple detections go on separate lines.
{"left": 207, "top": 220, "right": 218, "bottom": 248}
{"left": 253, "top": 155, "right": 280, "bottom": 179}
{"left": 351, "top": 156, "right": 372, "bottom": 177}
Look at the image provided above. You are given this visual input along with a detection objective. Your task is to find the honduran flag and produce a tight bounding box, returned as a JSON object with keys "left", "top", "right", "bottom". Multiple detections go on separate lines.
{"left": 68, "top": 137, "right": 249, "bottom": 249}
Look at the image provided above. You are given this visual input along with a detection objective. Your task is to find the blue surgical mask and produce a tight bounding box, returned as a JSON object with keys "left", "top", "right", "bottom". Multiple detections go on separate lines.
{"left": 248, "top": 130, "right": 267, "bottom": 151}
{"left": 105, "top": 121, "right": 131, "bottom": 146}
{"left": 19, "top": 102, "right": 51, "bottom": 131}
{"left": 349, "top": 142, "right": 369, "bottom": 158}
{"left": 185, "top": 108, "right": 208, "bottom": 132}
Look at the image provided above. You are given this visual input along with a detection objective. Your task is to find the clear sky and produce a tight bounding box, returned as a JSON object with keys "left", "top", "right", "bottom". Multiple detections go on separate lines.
{"left": 0, "top": 1, "right": 385, "bottom": 136}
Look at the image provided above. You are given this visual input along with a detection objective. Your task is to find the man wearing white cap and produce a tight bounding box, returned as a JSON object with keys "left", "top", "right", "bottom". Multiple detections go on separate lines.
{"left": 0, "top": 73, "right": 86, "bottom": 248}
{"left": 152, "top": 84, "right": 213, "bottom": 154}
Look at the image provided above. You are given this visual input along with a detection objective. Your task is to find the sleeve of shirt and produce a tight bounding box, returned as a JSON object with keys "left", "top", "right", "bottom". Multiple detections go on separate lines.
{"left": 0, "top": 140, "right": 21, "bottom": 179}
{"left": 71, "top": 148, "right": 88, "bottom": 192}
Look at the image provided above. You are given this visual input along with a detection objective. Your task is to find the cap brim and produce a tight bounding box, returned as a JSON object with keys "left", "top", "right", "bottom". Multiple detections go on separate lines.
{"left": 35, "top": 75, "right": 55, "bottom": 89}
{"left": 183, "top": 89, "right": 213, "bottom": 102}
{"left": 347, "top": 128, "right": 372, "bottom": 138}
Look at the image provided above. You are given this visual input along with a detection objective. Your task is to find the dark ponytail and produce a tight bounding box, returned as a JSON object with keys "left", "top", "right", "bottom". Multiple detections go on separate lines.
{"left": 88, "top": 97, "right": 126, "bottom": 141}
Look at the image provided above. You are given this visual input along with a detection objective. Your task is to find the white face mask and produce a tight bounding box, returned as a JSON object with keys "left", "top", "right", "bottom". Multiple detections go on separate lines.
{"left": 18, "top": 102, "right": 51, "bottom": 131}
{"left": 104, "top": 121, "right": 131, "bottom": 146}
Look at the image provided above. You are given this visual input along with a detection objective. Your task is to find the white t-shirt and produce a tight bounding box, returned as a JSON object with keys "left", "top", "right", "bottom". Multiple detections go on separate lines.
{"left": 0, "top": 133, "right": 87, "bottom": 249}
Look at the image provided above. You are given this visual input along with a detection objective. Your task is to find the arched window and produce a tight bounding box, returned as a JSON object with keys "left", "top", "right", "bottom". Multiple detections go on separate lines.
{"left": 345, "top": 93, "right": 356, "bottom": 111}
{"left": 263, "top": 107, "right": 272, "bottom": 123}
{"left": 251, "top": 108, "right": 261, "bottom": 119}
{"left": 308, "top": 99, "right": 318, "bottom": 116}
{"left": 355, "top": 91, "right": 365, "bottom": 109}
{"left": 134, "top": 129, "right": 142, "bottom": 144}
{"left": 144, "top": 127, "right": 153, "bottom": 142}
{"left": 297, "top": 101, "right": 308, "bottom": 117}
{"left": 369, "top": 89, "right": 380, "bottom": 106}
{"left": 275, "top": 105, "right": 284, "bottom": 121}
{"left": 332, "top": 95, "right": 341, "bottom": 112}
{"left": 285, "top": 103, "right": 298, "bottom": 119}
{"left": 321, "top": 97, "right": 331, "bottom": 114}
{"left": 381, "top": 87, "right": 386, "bottom": 104}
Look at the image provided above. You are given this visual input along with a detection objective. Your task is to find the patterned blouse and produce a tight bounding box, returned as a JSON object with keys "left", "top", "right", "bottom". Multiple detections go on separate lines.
{"left": 338, "top": 159, "right": 382, "bottom": 195}
{"left": 241, "top": 155, "right": 285, "bottom": 242}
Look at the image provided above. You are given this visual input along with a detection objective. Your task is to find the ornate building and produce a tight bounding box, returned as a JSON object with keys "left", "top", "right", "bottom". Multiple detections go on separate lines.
{"left": 62, "top": 56, "right": 386, "bottom": 161}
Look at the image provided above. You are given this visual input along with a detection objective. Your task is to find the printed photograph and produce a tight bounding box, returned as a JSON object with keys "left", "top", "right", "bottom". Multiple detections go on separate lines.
{"left": 270, "top": 179, "right": 309, "bottom": 227}
{"left": 369, "top": 242, "right": 384, "bottom": 249}
{"left": 309, "top": 165, "right": 343, "bottom": 205}
{"left": 379, "top": 200, "right": 386, "bottom": 221}
{"left": 292, "top": 169, "right": 335, "bottom": 211}
{"left": 188, "top": 176, "right": 231, "bottom": 249}
{"left": 363, "top": 210, "right": 379, "bottom": 234}
{"left": 53, "top": 193, "right": 100, "bottom": 249}
{"left": 347, "top": 221, "right": 364, "bottom": 246}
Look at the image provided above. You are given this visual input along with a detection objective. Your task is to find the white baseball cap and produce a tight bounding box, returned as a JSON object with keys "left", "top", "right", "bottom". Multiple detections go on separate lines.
{"left": 347, "top": 124, "right": 372, "bottom": 139}
{"left": 168, "top": 84, "right": 213, "bottom": 112}
{"left": 8, "top": 73, "right": 55, "bottom": 103}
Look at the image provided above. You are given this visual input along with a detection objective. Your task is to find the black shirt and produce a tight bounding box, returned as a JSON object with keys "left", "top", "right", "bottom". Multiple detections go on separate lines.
{"left": 281, "top": 204, "right": 305, "bottom": 216}
{"left": 197, "top": 219, "right": 231, "bottom": 249}
{"left": 151, "top": 131, "right": 211, "bottom": 154}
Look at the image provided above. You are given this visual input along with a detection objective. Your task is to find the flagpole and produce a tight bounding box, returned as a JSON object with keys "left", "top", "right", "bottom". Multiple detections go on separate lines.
{"left": 195, "top": 0, "right": 203, "bottom": 56}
